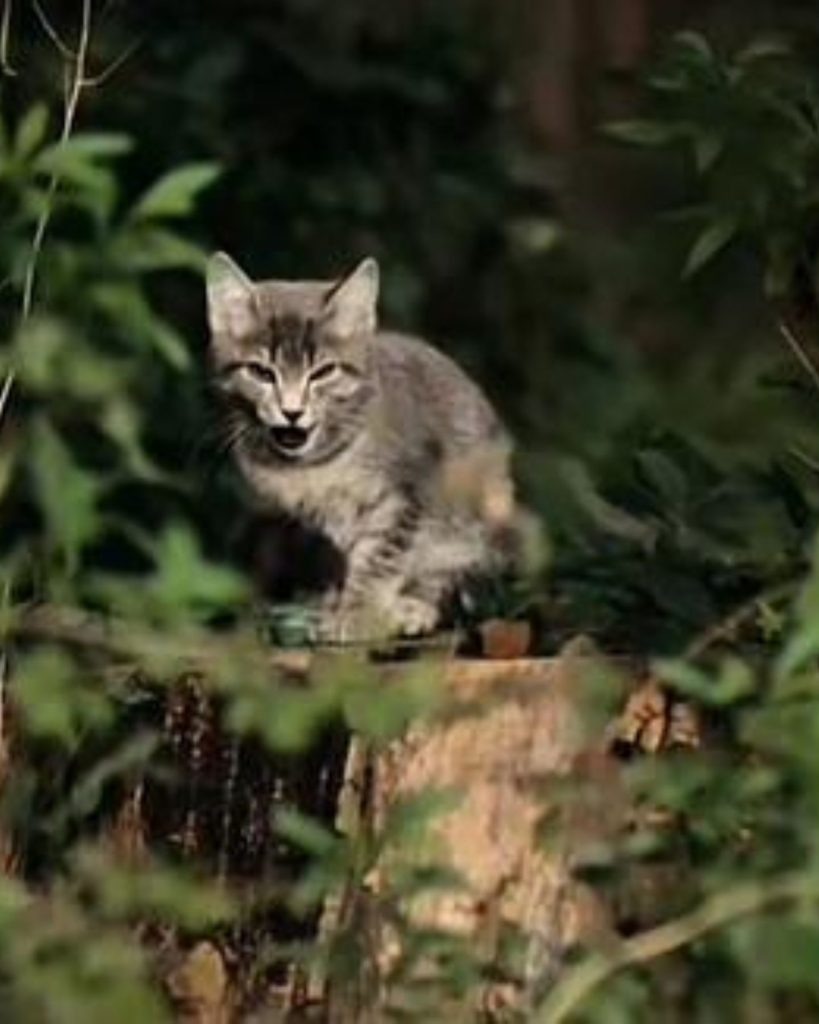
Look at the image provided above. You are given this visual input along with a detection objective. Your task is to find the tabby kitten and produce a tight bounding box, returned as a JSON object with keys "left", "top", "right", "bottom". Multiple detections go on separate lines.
{"left": 206, "top": 253, "right": 515, "bottom": 641}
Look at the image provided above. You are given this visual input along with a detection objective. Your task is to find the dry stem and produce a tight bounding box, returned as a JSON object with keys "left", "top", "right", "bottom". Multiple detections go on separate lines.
{"left": 779, "top": 320, "right": 819, "bottom": 396}
{"left": 537, "top": 871, "right": 819, "bottom": 1023}
{"left": 0, "top": 0, "right": 94, "bottom": 424}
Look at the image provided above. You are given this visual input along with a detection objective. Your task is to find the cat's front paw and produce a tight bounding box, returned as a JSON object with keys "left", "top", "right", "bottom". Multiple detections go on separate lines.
{"left": 387, "top": 595, "right": 440, "bottom": 638}
{"left": 314, "top": 605, "right": 377, "bottom": 645}
{"left": 315, "top": 596, "right": 439, "bottom": 645}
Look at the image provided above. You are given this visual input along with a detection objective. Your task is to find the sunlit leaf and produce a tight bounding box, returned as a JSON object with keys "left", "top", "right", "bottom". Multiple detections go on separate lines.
{"left": 11, "top": 649, "right": 113, "bottom": 745}
{"left": 36, "top": 133, "right": 133, "bottom": 163}
{"left": 130, "top": 162, "right": 221, "bottom": 220}
{"left": 657, "top": 655, "right": 756, "bottom": 705}
{"left": 693, "top": 131, "right": 723, "bottom": 172}
{"left": 736, "top": 37, "right": 791, "bottom": 65}
{"left": 603, "top": 120, "right": 679, "bottom": 146}
{"left": 111, "top": 226, "right": 206, "bottom": 272}
{"left": 29, "top": 416, "right": 104, "bottom": 565}
{"left": 683, "top": 216, "right": 738, "bottom": 276}
{"left": 145, "top": 523, "right": 249, "bottom": 622}
{"left": 14, "top": 103, "right": 49, "bottom": 160}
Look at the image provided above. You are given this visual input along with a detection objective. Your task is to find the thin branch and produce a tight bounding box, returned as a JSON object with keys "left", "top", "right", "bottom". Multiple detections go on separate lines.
{"left": 0, "top": 0, "right": 16, "bottom": 76}
{"left": 787, "top": 444, "right": 819, "bottom": 475}
{"left": 12, "top": 602, "right": 457, "bottom": 666}
{"left": 683, "top": 579, "right": 797, "bottom": 660}
{"left": 779, "top": 320, "right": 819, "bottom": 396}
{"left": 81, "top": 35, "right": 142, "bottom": 87}
{"left": 22, "top": 0, "right": 92, "bottom": 319}
{"left": 13, "top": 602, "right": 313, "bottom": 679}
{"left": 0, "top": 0, "right": 94, "bottom": 426}
{"left": 0, "top": 376, "right": 14, "bottom": 423}
{"left": 32, "top": 0, "right": 76, "bottom": 59}
{"left": 537, "top": 871, "right": 819, "bottom": 1023}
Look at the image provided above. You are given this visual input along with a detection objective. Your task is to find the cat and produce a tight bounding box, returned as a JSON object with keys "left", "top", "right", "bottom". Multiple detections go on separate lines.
{"left": 206, "top": 252, "right": 516, "bottom": 641}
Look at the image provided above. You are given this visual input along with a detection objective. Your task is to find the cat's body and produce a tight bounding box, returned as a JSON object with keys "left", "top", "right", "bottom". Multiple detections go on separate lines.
{"left": 207, "top": 254, "right": 515, "bottom": 640}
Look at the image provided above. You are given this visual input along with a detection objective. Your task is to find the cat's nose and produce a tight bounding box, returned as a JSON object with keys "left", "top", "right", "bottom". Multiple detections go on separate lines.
{"left": 282, "top": 408, "right": 304, "bottom": 425}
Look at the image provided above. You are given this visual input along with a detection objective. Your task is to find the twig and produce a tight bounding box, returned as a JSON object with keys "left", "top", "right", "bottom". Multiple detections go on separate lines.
{"left": 81, "top": 35, "right": 142, "bottom": 87}
{"left": 22, "top": 0, "right": 92, "bottom": 318}
{"left": 0, "top": 0, "right": 94, "bottom": 426}
{"left": 12, "top": 601, "right": 457, "bottom": 668}
{"left": 0, "top": 376, "right": 14, "bottom": 423}
{"left": 12, "top": 602, "right": 311, "bottom": 678}
{"left": 779, "top": 320, "right": 819, "bottom": 396}
{"left": 788, "top": 444, "right": 819, "bottom": 475}
{"left": 31, "top": 0, "right": 76, "bottom": 59}
{"left": 536, "top": 871, "right": 819, "bottom": 1023}
{"left": 683, "top": 579, "right": 797, "bottom": 660}
{"left": 0, "top": 0, "right": 16, "bottom": 75}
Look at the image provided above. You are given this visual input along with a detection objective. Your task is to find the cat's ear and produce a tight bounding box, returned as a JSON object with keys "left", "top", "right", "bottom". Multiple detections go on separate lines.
{"left": 206, "top": 252, "right": 257, "bottom": 338}
{"left": 324, "top": 257, "right": 379, "bottom": 338}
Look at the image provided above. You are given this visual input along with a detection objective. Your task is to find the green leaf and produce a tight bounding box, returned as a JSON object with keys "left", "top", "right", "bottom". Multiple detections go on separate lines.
{"left": 730, "top": 919, "right": 819, "bottom": 990}
{"left": 146, "top": 523, "right": 249, "bottom": 622}
{"left": 143, "top": 317, "right": 192, "bottom": 370}
{"left": 130, "top": 162, "right": 221, "bottom": 220}
{"left": 33, "top": 146, "right": 118, "bottom": 220}
{"left": 735, "top": 37, "right": 791, "bottom": 65}
{"left": 276, "top": 809, "right": 339, "bottom": 858}
{"left": 99, "top": 400, "right": 164, "bottom": 482}
{"left": 379, "top": 790, "right": 462, "bottom": 852}
{"left": 91, "top": 283, "right": 192, "bottom": 369}
{"left": 693, "top": 131, "right": 723, "bottom": 172}
{"left": 12, "top": 649, "right": 113, "bottom": 745}
{"left": 36, "top": 132, "right": 132, "bottom": 167}
{"left": 14, "top": 103, "right": 49, "bottom": 160}
{"left": 60, "top": 733, "right": 159, "bottom": 823}
{"left": 73, "top": 849, "right": 234, "bottom": 929}
{"left": 111, "top": 226, "right": 207, "bottom": 273}
{"left": 656, "top": 656, "right": 756, "bottom": 705}
{"left": 29, "top": 416, "right": 104, "bottom": 566}
{"left": 683, "top": 217, "right": 738, "bottom": 277}
{"left": 635, "top": 450, "right": 688, "bottom": 508}
{"left": 603, "top": 120, "right": 679, "bottom": 147}
{"left": 672, "top": 31, "right": 714, "bottom": 62}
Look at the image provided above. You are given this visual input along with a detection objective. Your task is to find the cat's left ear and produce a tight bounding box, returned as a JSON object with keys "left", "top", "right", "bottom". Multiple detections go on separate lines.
{"left": 324, "top": 257, "right": 379, "bottom": 338}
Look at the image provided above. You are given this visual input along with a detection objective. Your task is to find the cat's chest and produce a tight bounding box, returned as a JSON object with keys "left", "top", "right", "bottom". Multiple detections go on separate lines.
{"left": 244, "top": 455, "right": 385, "bottom": 550}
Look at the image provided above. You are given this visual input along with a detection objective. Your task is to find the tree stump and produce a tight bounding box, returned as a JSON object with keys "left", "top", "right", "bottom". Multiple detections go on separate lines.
{"left": 321, "top": 641, "right": 627, "bottom": 1019}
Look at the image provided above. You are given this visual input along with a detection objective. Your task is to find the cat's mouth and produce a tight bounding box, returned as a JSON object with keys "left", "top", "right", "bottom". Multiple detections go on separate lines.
{"left": 270, "top": 425, "right": 313, "bottom": 453}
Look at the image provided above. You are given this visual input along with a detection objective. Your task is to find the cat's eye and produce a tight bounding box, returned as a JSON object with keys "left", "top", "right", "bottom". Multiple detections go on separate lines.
{"left": 244, "top": 361, "right": 277, "bottom": 384}
{"left": 308, "top": 361, "right": 339, "bottom": 383}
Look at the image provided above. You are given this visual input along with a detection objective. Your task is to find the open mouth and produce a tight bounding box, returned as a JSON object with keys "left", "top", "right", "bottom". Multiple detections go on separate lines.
{"left": 271, "top": 425, "right": 312, "bottom": 452}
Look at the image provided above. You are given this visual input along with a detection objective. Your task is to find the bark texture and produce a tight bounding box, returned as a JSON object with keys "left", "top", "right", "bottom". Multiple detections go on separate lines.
{"left": 325, "top": 644, "right": 624, "bottom": 1017}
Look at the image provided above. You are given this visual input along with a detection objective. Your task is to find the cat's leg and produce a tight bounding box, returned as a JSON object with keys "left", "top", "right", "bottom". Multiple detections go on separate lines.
{"left": 321, "top": 496, "right": 433, "bottom": 642}
{"left": 392, "top": 520, "right": 499, "bottom": 632}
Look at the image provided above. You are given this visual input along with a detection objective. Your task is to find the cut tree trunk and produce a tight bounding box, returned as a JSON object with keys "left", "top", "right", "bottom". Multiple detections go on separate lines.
{"left": 318, "top": 641, "right": 630, "bottom": 1020}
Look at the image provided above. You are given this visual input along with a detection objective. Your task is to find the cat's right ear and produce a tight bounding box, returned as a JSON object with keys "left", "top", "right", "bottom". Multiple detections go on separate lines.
{"left": 206, "top": 252, "right": 257, "bottom": 340}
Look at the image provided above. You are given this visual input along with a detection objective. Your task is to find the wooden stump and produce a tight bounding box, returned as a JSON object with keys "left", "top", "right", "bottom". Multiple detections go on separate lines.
{"left": 321, "top": 642, "right": 628, "bottom": 1018}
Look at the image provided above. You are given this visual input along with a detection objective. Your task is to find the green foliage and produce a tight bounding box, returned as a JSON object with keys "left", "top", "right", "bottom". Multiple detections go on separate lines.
{"left": 536, "top": 543, "right": 819, "bottom": 1021}
{"left": 0, "top": 95, "right": 245, "bottom": 1019}
{"left": 607, "top": 30, "right": 819, "bottom": 293}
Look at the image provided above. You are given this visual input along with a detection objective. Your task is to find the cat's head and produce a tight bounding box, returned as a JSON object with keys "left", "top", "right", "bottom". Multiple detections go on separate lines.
{"left": 206, "top": 253, "right": 379, "bottom": 465}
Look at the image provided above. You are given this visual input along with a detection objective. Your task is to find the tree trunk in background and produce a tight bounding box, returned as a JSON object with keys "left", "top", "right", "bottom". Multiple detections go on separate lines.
{"left": 507, "top": 0, "right": 653, "bottom": 159}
